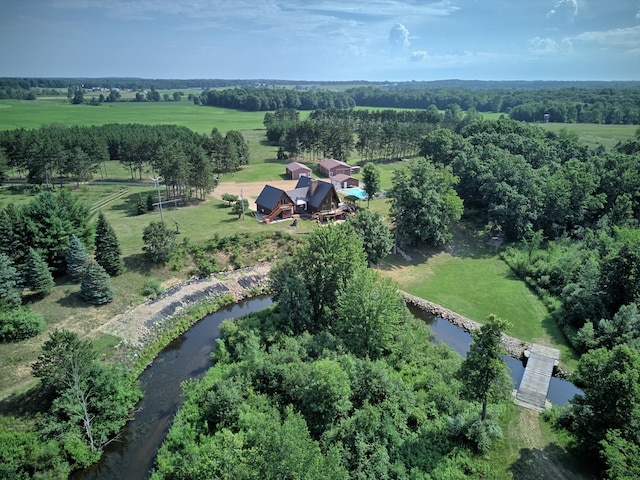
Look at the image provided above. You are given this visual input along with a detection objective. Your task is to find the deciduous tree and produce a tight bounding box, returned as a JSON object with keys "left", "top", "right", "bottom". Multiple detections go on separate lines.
{"left": 388, "top": 159, "right": 463, "bottom": 247}
{"left": 336, "top": 267, "right": 408, "bottom": 359}
{"left": 270, "top": 223, "right": 366, "bottom": 330}
{"left": 348, "top": 209, "right": 393, "bottom": 265}
{"left": 458, "top": 315, "right": 511, "bottom": 420}
{"left": 361, "top": 162, "right": 380, "bottom": 207}
{"left": 142, "top": 221, "right": 176, "bottom": 264}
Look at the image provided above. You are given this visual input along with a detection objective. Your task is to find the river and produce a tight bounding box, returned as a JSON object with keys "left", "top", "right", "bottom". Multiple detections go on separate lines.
{"left": 74, "top": 296, "right": 581, "bottom": 479}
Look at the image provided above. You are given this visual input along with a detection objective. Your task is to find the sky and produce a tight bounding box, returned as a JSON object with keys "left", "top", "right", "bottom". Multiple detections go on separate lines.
{"left": 1, "top": 0, "right": 639, "bottom": 81}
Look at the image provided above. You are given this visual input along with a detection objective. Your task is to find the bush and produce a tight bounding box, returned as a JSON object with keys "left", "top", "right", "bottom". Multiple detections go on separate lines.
{"left": 142, "top": 278, "right": 165, "bottom": 299}
{"left": 196, "top": 260, "right": 218, "bottom": 277}
{"left": 0, "top": 304, "right": 46, "bottom": 342}
{"left": 447, "top": 411, "right": 503, "bottom": 453}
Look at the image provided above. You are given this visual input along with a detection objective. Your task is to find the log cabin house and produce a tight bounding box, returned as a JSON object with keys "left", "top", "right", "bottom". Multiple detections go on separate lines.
{"left": 255, "top": 177, "right": 345, "bottom": 223}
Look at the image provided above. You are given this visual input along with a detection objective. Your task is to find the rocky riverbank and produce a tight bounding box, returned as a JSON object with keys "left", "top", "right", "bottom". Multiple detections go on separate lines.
{"left": 99, "top": 264, "right": 271, "bottom": 349}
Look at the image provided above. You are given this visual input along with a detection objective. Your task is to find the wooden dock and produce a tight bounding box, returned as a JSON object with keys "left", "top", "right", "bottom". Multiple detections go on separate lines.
{"left": 514, "top": 344, "right": 560, "bottom": 412}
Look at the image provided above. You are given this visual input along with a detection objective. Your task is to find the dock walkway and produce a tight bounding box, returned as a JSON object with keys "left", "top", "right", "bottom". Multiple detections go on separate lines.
{"left": 514, "top": 344, "right": 560, "bottom": 412}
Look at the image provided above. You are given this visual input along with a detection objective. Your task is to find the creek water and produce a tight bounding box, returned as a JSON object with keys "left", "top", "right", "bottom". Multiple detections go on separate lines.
{"left": 408, "top": 305, "right": 583, "bottom": 407}
{"left": 74, "top": 296, "right": 581, "bottom": 479}
{"left": 72, "top": 296, "right": 273, "bottom": 480}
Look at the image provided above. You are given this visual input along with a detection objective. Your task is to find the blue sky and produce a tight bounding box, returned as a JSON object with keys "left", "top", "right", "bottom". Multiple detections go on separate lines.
{"left": 1, "top": 0, "right": 639, "bottom": 81}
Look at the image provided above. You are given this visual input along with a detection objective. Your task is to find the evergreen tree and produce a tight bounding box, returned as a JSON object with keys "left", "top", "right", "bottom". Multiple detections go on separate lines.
{"left": 80, "top": 261, "right": 115, "bottom": 305}
{"left": 24, "top": 247, "right": 55, "bottom": 295}
{"left": 0, "top": 253, "right": 22, "bottom": 307}
{"left": 66, "top": 234, "right": 89, "bottom": 282}
{"left": 94, "top": 213, "right": 124, "bottom": 276}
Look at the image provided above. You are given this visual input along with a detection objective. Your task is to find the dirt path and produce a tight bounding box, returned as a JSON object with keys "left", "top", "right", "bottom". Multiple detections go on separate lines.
{"left": 211, "top": 180, "right": 300, "bottom": 207}
{"left": 98, "top": 264, "right": 271, "bottom": 349}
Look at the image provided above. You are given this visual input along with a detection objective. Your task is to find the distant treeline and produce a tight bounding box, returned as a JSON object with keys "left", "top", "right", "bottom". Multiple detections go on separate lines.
{"left": 200, "top": 88, "right": 356, "bottom": 110}
{"left": 202, "top": 85, "right": 640, "bottom": 124}
{"left": 2, "top": 77, "right": 640, "bottom": 124}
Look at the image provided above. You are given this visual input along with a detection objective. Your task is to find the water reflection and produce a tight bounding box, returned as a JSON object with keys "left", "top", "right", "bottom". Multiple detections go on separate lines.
{"left": 407, "top": 305, "right": 583, "bottom": 407}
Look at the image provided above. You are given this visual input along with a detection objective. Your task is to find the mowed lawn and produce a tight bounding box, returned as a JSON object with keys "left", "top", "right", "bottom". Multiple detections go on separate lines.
{"left": 376, "top": 225, "right": 579, "bottom": 370}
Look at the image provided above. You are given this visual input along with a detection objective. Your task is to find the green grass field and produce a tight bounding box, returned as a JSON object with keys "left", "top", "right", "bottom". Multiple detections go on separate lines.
{"left": 539, "top": 122, "right": 638, "bottom": 150}
{"left": 0, "top": 98, "right": 267, "bottom": 134}
{"left": 376, "top": 224, "right": 579, "bottom": 371}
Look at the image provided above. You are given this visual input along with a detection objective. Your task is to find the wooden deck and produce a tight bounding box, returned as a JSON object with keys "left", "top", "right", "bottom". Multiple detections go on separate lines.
{"left": 514, "top": 344, "right": 560, "bottom": 412}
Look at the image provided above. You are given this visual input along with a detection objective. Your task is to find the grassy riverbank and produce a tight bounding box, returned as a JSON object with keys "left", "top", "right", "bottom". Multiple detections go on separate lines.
{"left": 376, "top": 224, "right": 579, "bottom": 372}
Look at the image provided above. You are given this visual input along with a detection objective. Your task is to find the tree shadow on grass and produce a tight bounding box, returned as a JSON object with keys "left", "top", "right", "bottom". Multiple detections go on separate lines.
{"left": 107, "top": 189, "right": 156, "bottom": 216}
{"left": 509, "top": 444, "right": 597, "bottom": 480}
{"left": 0, "top": 384, "right": 53, "bottom": 417}
{"left": 56, "top": 290, "right": 85, "bottom": 309}
{"left": 123, "top": 253, "right": 154, "bottom": 275}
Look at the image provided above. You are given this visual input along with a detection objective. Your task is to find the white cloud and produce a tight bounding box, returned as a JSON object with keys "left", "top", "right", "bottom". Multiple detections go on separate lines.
{"left": 410, "top": 50, "right": 428, "bottom": 61}
{"left": 528, "top": 36, "right": 572, "bottom": 55}
{"left": 546, "top": 0, "right": 579, "bottom": 23}
{"left": 348, "top": 43, "right": 367, "bottom": 57}
{"left": 568, "top": 25, "right": 640, "bottom": 49}
{"left": 389, "top": 23, "right": 411, "bottom": 49}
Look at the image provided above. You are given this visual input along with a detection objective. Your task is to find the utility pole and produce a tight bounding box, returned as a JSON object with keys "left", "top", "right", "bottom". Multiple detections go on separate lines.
{"left": 150, "top": 176, "right": 164, "bottom": 222}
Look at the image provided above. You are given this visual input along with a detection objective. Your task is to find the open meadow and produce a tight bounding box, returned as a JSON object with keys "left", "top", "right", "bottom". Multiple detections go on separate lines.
{"left": 0, "top": 97, "right": 267, "bottom": 134}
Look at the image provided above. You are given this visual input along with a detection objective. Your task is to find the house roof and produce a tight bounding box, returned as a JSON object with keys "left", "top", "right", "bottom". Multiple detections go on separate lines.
{"left": 296, "top": 176, "right": 312, "bottom": 188}
{"left": 257, "top": 178, "right": 337, "bottom": 210}
{"left": 255, "top": 184, "right": 288, "bottom": 208}
{"left": 331, "top": 173, "right": 354, "bottom": 183}
{"left": 319, "top": 158, "right": 350, "bottom": 170}
{"left": 286, "top": 161, "right": 311, "bottom": 172}
{"left": 306, "top": 179, "right": 337, "bottom": 209}
{"left": 285, "top": 187, "right": 309, "bottom": 205}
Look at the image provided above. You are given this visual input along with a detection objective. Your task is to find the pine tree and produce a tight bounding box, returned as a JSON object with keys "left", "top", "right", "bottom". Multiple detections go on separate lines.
{"left": 66, "top": 234, "right": 90, "bottom": 282}
{"left": 0, "top": 253, "right": 22, "bottom": 307}
{"left": 80, "top": 261, "right": 115, "bottom": 305}
{"left": 24, "top": 247, "right": 55, "bottom": 295}
{"left": 94, "top": 212, "right": 124, "bottom": 276}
